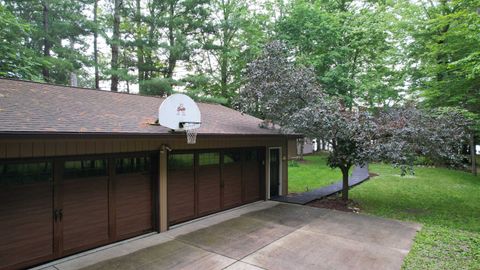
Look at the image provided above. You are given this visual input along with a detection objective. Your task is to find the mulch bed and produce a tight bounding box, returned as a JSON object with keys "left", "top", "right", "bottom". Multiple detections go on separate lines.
{"left": 307, "top": 195, "right": 361, "bottom": 213}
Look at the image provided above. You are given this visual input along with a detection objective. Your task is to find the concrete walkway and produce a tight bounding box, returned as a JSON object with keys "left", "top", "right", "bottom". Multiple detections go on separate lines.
{"left": 35, "top": 201, "right": 421, "bottom": 270}
{"left": 272, "top": 164, "right": 370, "bottom": 204}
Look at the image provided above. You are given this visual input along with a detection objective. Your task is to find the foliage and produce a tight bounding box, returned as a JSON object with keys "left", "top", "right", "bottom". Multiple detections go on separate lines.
{"left": 139, "top": 78, "right": 174, "bottom": 97}
{"left": 276, "top": 0, "right": 407, "bottom": 108}
{"left": 241, "top": 41, "right": 471, "bottom": 200}
{"left": 0, "top": 4, "right": 42, "bottom": 80}
{"left": 399, "top": 0, "right": 480, "bottom": 133}
{"left": 237, "top": 41, "right": 322, "bottom": 122}
{"left": 2, "top": 0, "right": 93, "bottom": 85}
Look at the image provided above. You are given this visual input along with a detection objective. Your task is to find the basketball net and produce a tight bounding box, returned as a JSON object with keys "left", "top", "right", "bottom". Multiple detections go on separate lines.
{"left": 183, "top": 123, "right": 198, "bottom": 144}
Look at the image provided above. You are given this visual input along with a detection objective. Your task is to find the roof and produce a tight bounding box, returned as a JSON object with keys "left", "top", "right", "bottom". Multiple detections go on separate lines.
{"left": 0, "top": 79, "right": 286, "bottom": 137}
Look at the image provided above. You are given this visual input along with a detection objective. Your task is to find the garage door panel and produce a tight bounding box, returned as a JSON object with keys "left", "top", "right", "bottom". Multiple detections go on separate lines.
{"left": 198, "top": 162, "right": 221, "bottom": 215}
{"left": 223, "top": 162, "right": 242, "bottom": 208}
{"left": 0, "top": 162, "right": 54, "bottom": 270}
{"left": 168, "top": 170, "right": 195, "bottom": 223}
{"left": 62, "top": 176, "right": 109, "bottom": 254}
{"left": 115, "top": 173, "right": 153, "bottom": 239}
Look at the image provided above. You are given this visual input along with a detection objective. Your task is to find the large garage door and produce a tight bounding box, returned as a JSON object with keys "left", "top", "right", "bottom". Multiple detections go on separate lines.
{"left": 0, "top": 153, "right": 156, "bottom": 270}
{"left": 167, "top": 148, "right": 264, "bottom": 226}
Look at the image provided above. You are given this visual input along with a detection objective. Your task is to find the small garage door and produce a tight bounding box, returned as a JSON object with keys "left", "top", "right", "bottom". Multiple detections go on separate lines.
{"left": 167, "top": 148, "right": 264, "bottom": 226}
{"left": 0, "top": 153, "right": 156, "bottom": 270}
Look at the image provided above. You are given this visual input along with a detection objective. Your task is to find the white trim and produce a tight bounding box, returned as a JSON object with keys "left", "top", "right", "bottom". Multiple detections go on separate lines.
{"left": 267, "top": 147, "right": 282, "bottom": 199}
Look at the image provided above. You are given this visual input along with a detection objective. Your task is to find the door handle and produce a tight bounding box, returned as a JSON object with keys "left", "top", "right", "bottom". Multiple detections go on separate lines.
{"left": 53, "top": 209, "right": 64, "bottom": 222}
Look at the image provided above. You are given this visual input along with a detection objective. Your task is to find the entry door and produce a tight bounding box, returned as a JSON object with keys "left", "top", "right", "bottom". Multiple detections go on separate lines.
{"left": 269, "top": 148, "right": 280, "bottom": 197}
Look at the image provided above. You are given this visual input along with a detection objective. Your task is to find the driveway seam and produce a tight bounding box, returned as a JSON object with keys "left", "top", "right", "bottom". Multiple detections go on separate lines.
{"left": 174, "top": 237, "right": 240, "bottom": 262}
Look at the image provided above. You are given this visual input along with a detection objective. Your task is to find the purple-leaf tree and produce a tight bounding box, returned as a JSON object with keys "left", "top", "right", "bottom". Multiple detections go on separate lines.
{"left": 239, "top": 41, "right": 471, "bottom": 201}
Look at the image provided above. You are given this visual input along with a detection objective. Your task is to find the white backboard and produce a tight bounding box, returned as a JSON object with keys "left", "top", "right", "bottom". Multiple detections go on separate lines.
{"left": 158, "top": 94, "right": 201, "bottom": 131}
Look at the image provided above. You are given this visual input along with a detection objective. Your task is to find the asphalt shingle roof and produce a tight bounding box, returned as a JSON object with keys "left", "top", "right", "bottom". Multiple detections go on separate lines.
{"left": 0, "top": 79, "right": 283, "bottom": 136}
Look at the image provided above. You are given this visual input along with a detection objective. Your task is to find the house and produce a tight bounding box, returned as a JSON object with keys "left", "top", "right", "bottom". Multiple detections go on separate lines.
{"left": 0, "top": 79, "right": 299, "bottom": 269}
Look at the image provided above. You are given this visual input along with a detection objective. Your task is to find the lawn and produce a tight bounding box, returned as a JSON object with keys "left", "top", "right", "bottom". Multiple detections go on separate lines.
{"left": 288, "top": 154, "right": 480, "bottom": 269}
{"left": 288, "top": 153, "right": 342, "bottom": 193}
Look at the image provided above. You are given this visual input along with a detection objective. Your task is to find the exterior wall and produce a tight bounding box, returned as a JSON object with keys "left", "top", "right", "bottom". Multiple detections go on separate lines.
{"left": 0, "top": 134, "right": 289, "bottom": 231}
{"left": 0, "top": 135, "right": 287, "bottom": 159}
{"left": 287, "top": 139, "right": 297, "bottom": 159}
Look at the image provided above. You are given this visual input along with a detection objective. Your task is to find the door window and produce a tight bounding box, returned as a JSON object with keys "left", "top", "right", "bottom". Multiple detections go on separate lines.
{"left": 168, "top": 153, "right": 194, "bottom": 170}
{"left": 116, "top": 156, "right": 150, "bottom": 174}
{"left": 0, "top": 162, "right": 52, "bottom": 185}
{"left": 64, "top": 159, "right": 107, "bottom": 179}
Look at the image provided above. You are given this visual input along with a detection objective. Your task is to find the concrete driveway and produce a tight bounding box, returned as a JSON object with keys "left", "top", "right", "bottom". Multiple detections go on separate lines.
{"left": 38, "top": 201, "right": 421, "bottom": 270}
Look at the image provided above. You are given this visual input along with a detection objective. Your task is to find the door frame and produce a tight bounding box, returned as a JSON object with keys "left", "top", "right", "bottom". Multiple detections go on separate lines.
{"left": 267, "top": 147, "right": 282, "bottom": 199}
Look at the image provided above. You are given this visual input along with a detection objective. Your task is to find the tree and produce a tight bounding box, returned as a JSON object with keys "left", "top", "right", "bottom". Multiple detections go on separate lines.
{"left": 93, "top": 0, "right": 100, "bottom": 89}
{"left": 3, "top": 0, "right": 93, "bottom": 85}
{"left": 196, "top": 0, "right": 274, "bottom": 104}
{"left": 240, "top": 42, "right": 471, "bottom": 201}
{"left": 110, "top": 0, "right": 121, "bottom": 92}
{"left": 276, "top": 0, "right": 406, "bottom": 108}
{"left": 0, "top": 4, "right": 42, "bottom": 79}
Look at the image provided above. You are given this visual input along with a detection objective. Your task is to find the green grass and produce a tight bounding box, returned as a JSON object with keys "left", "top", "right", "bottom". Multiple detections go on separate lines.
{"left": 288, "top": 157, "right": 480, "bottom": 269}
{"left": 288, "top": 153, "right": 342, "bottom": 193}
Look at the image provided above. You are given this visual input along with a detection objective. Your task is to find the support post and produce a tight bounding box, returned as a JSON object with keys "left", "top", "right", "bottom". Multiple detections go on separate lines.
{"left": 159, "top": 147, "right": 168, "bottom": 232}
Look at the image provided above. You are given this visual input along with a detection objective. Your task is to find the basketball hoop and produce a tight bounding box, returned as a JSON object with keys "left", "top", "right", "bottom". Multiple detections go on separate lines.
{"left": 183, "top": 122, "right": 199, "bottom": 144}
{"left": 158, "top": 93, "right": 202, "bottom": 144}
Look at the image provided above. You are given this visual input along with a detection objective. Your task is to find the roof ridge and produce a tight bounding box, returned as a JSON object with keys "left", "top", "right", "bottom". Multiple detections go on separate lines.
{"left": 0, "top": 77, "right": 165, "bottom": 99}
{"left": 0, "top": 77, "right": 231, "bottom": 106}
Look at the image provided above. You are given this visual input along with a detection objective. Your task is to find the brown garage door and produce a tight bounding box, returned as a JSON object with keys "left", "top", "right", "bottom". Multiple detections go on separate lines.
{"left": 0, "top": 153, "right": 156, "bottom": 270}
{"left": 167, "top": 148, "right": 264, "bottom": 226}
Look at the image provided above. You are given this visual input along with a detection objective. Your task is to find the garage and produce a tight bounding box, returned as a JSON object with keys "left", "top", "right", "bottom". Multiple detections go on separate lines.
{"left": 0, "top": 153, "right": 156, "bottom": 270}
{"left": 0, "top": 79, "right": 294, "bottom": 269}
{"left": 167, "top": 148, "right": 265, "bottom": 225}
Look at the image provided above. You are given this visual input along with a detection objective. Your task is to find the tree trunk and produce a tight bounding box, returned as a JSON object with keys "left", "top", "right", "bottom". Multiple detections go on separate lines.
{"left": 42, "top": 1, "right": 50, "bottom": 82}
{"left": 471, "top": 133, "right": 477, "bottom": 176}
{"left": 341, "top": 167, "right": 350, "bottom": 201}
{"left": 135, "top": 0, "right": 144, "bottom": 86}
{"left": 299, "top": 138, "right": 304, "bottom": 160}
{"left": 111, "top": 0, "right": 121, "bottom": 92}
{"left": 166, "top": 1, "right": 176, "bottom": 79}
{"left": 93, "top": 0, "right": 99, "bottom": 89}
